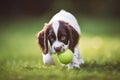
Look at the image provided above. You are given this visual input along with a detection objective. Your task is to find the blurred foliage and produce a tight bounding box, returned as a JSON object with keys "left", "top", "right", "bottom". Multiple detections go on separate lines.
{"left": 0, "top": 0, "right": 120, "bottom": 18}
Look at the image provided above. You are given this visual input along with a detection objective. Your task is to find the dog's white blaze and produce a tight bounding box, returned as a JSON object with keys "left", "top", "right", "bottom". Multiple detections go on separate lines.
{"left": 52, "top": 21, "right": 59, "bottom": 37}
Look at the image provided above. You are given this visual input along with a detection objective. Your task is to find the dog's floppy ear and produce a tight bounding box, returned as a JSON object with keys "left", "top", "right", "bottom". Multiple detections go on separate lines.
{"left": 37, "top": 23, "right": 51, "bottom": 54}
{"left": 65, "top": 23, "right": 79, "bottom": 52}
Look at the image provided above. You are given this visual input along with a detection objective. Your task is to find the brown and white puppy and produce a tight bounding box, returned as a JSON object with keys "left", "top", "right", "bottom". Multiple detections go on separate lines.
{"left": 37, "top": 10, "right": 84, "bottom": 69}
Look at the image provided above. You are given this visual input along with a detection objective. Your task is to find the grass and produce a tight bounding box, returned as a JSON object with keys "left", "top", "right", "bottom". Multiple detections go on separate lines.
{"left": 0, "top": 17, "right": 120, "bottom": 80}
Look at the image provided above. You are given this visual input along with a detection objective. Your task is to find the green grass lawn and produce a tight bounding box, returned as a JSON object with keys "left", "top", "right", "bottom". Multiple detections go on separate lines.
{"left": 0, "top": 17, "right": 120, "bottom": 80}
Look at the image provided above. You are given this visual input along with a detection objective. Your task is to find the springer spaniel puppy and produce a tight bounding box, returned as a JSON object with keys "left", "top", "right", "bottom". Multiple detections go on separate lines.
{"left": 37, "top": 10, "right": 84, "bottom": 69}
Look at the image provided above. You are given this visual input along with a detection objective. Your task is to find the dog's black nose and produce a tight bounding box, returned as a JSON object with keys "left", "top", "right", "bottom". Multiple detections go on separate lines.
{"left": 54, "top": 47, "right": 62, "bottom": 52}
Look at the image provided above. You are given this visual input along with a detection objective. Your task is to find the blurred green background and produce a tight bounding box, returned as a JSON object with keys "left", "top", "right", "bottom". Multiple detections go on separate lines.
{"left": 0, "top": 0, "right": 120, "bottom": 80}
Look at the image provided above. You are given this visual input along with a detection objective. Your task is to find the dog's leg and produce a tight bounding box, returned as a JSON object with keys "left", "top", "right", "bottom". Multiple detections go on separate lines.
{"left": 68, "top": 46, "right": 84, "bottom": 69}
{"left": 75, "top": 47, "right": 84, "bottom": 65}
{"left": 42, "top": 53, "right": 55, "bottom": 65}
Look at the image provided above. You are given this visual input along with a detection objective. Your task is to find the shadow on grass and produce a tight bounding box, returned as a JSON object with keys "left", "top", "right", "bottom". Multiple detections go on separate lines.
{"left": 80, "top": 61, "right": 120, "bottom": 72}
{"left": 20, "top": 61, "right": 120, "bottom": 72}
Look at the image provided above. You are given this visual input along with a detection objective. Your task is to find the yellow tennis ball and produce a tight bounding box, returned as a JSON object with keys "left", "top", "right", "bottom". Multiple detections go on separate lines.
{"left": 57, "top": 49, "right": 74, "bottom": 64}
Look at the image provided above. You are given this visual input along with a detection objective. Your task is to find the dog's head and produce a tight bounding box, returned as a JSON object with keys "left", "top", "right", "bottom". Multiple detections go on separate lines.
{"left": 37, "top": 20, "right": 79, "bottom": 54}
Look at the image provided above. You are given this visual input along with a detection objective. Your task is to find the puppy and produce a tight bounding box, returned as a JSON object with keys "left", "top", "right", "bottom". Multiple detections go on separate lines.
{"left": 37, "top": 10, "right": 84, "bottom": 69}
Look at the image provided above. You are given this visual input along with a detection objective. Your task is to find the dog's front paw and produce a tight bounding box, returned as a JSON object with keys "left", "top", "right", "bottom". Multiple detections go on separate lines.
{"left": 68, "top": 63, "right": 80, "bottom": 69}
{"left": 79, "top": 59, "right": 84, "bottom": 64}
{"left": 73, "top": 64, "right": 80, "bottom": 69}
{"left": 68, "top": 59, "right": 84, "bottom": 69}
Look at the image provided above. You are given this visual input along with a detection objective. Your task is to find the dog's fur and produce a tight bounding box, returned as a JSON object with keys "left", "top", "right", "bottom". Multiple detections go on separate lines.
{"left": 37, "top": 10, "right": 84, "bottom": 69}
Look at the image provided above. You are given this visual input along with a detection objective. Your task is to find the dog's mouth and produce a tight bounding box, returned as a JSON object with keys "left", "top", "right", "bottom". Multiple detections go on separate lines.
{"left": 55, "top": 48, "right": 66, "bottom": 54}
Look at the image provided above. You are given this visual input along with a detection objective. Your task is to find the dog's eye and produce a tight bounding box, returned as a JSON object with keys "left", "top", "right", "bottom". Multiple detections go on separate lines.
{"left": 61, "top": 35, "right": 66, "bottom": 41}
{"left": 50, "top": 37, "right": 55, "bottom": 42}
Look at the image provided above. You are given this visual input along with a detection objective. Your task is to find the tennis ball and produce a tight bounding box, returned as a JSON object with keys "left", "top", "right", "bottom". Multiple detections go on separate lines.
{"left": 57, "top": 49, "right": 74, "bottom": 64}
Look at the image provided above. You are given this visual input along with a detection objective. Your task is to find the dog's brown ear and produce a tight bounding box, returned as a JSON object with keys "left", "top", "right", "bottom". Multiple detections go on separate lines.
{"left": 37, "top": 23, "right": 51, "bottom": 54}
{"left": 65, "top": 23, "right": 79, "bottom": 52}
{"left": 37, "top": 31, "right": 46, "bottom": 53}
